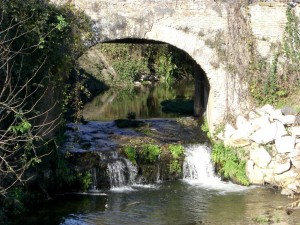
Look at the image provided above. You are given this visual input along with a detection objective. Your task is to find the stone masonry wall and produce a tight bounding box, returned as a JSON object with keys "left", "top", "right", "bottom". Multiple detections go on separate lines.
{"left": 51, "top": 0, "right": 299, "bottom": 131}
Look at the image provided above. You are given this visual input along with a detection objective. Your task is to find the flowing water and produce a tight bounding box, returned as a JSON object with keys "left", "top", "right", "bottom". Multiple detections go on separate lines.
{"left": 18, "top": 145, "right": 300, "bottom": 225}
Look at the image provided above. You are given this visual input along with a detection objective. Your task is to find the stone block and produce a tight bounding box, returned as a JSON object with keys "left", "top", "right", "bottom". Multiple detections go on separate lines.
{"left": 224, "top": 123, "right": 235, "bottom": 139}
{"left": 275, "top": 136, "right": 295, "bottom": 153}
{"left": 291, "top": 156, "right": 300, "bottom": 169}
{"left": 225, "top": 132, "right": 250, "bottom": 147}
{"left": 250, "top": 121, "right": 287, "bottom": 144}
{"left": 274, "top": 159, "right": 291, "bottom": 174}
{"left": 291, "top": 126, "right": 300, "bottom": 136}
{"left": 246, "top": 160, "right": 264, "bottom": 185}
{"left": 249, "top": 116, "right": 270, "bottom": 131}
{"left": 250, "top": 146, "right": 272, "bottom": 168}
{"left": 281, "top": 106, "right": 297, "bottom": 116}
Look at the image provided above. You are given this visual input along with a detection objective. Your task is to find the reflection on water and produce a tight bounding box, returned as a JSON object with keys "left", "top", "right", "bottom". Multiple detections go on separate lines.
{"left": 83, "top": 82, "right": 194, "bottom": 121}
{"left": 19, "top": 182, "right": 300, "bottom": 225}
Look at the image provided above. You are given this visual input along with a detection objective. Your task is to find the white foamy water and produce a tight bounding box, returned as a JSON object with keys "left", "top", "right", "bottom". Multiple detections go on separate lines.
{"left": 107, "top": 158, "right": 137, "bottom": 188}
{"left": 183, "top": 144, "right": 249, "bottom": 193}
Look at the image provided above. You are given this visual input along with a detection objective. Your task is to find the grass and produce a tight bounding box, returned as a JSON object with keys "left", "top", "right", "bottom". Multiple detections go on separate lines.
{"left": 275, "top": 86, "right": 300, "bottom": 113}
{"left": 253, "top": 215, "right": 269, "bottom": 224}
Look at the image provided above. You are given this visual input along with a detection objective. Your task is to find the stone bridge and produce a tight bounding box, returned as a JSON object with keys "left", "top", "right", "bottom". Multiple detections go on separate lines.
{"left": 52, "top": 0, "right": 297, "bottom": 130}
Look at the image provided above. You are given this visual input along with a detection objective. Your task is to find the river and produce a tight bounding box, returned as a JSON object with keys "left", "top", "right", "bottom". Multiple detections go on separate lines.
{"left": 18, "top": 82, "right": 300, "bottom": 225}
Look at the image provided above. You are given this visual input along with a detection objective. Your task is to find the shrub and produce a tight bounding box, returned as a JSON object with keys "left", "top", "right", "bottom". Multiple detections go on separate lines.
{"left": 212, "top": 142, "right": 249, "bottom": 186}
{"left": 168, "top": 144, "right": 184, "bottom": 159}
{"left": 140, "top": 144, "right": 161, "bottom": 163}
{"left": 124, "top": 146, "right": 137, "bottom": 164}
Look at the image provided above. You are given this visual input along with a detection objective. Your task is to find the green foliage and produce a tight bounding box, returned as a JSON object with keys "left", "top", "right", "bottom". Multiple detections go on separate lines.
{"left": 283, "top": 7, "right": 300, "bottom": 66}
{"left": 201, "top": 119, "right": 212, "bottom": 139}
{"left": 253, "top": 215, "right": 269, "bottom": 224}
{"left": 155, "top": 54, "right": 176, "bottom": 85}
{"left": 168, "top": 144, "right": 184, "bottom": 159}
{"left": 140, "top": 144, "right": 161, "bottom": 163}
{"left": 124, "top": 146, "right": 137, "bottom": 164}
{"left": 77, "top": 171, "right": 92, "bottom": 192}
{"left": 8, "top": 115, "right": 32, "bottom": 134}
{"left": 170, "top": 160, "right": 181, "bottom": 173}
{"left": 212, "top": 142, "right": 249, "bottom": 186}
{"left": 168, "top": 144, "right": 184, "bottom": 174}
{"left": 97, "top": 43, "right": 194, "bottom": 86}
{"left": 250, "top": 6, "right": 300, "bottom": 105}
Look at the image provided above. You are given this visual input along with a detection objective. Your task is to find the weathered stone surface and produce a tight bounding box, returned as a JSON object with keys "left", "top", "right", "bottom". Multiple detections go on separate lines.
{"left": 261, "top": 168, "right": 274, "bottom": 184}
{"left": 273, "top": 115, "right": 295, "bottom": 125}
{"left": 236, "top": 115, "right": 247, "bottom": 130}
{"left": 291, "top": 126, "right": 300, "bottom": 136}
{"left": 274, "top": 159, "right": 291, "bottom": 174}
{"left": 259, "top": 104, "right": 275, "bottom": 115}
{"left": 291, "top": 156, "right": 300, "bottom": 169}
{"left": 295, "top": 116, "right": 300, "bottom": 125}
{"left": 225, "top": 131, "right": 250, "bottom": 147}
{"left": 249, "top": 116, "right": 270, "bottom": 131}
{"left": 281, "top": 106, "right": 297, "bottom": 116}
{"left": 246, "top": 160, "right": 264, "bottom": 185}
{"left": 250, "top": 146, "right": 271, "bottom": 168}
{"left": 250, "top": 121, "right": 287, "bottom": 144}
{"left": 269, "top": 109, "right": 282, "bottom": 122}
{"left": 281, "top": 188, "right": 294, "bottom": 196}
{"left": 287, "top": 183, "right": 298, "bottom": 192}
{"left": 274, "top": 170, "right": 297, "bottom": 186}
{"left": 248, "top": 111, "right": 259, "bottom": 120}
{"left": 224, "top": 123, "right": 235, "bottom": 139}
{"left": 275, "top": 136, "right": 295, "bottom": 154}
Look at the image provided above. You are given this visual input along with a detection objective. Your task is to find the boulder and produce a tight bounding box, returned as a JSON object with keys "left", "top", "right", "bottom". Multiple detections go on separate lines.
{"left": 281, "top": 188, "right": 295, "bottom": 196}
{"left": 250, "top": 121, "right": 287, "bottom": 144}
{"left": 249, "top": 116, "right": 270, "bottom": 131}
{"left": 274, "top": 170, "right": 297, "bottom": 186}
{"left": 224, "top": 123, "right": 235, "bottom": 139}
{"left": 259, "top": 104, "right": 275, "bottom": 115}
{"left": 269, "top": 109, "right": 282, "bottom": 122}
{"left": 291, "top": 155, "right": 300, "bottom": 169}
{"left": 248, "top": 111, "right": 259, "bottom": 119}
{"left": 295, "top": 115, "right": 300, "bottom": 125}
{"left": 246, "top": 160, "right": 264, "bottom": 185}
{"left": 225, "top": 131, "right": 250, "bottom": 147}
{"left": 275, "top": 136, "right": 295, "bottom": 153}
{"left": 287, "top": 183, "right": 298, "bottom": 192}
{"left": 274, "top": 115, "right": 295, "bottom": 125}
{"left": 236, "top": 115, "right": 248, "bottom": 130}
{"left": 281, "top": 106, "right": 297, "bottom": 116}
{"left": 250, "top": 146, "right": 272, "bottom": 168}
{"left": 291, "top": 126, "right": 300, "bottom": 136}
{"left": 274, "top": 159, "right": 291, "bottom": 174}
{"left": 261, "top": 168, "right": 274, "bottom": 184}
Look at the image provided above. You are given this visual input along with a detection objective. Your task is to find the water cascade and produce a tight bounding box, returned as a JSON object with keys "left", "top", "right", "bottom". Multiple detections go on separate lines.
{"left": 183, "top": 144, "right": 220, "bottom": 184}
{"left": 107, "top": 158, "right": 137, "bottom": 188}
{"left": 183, "top": 144, "right": 248, "bottom": 192}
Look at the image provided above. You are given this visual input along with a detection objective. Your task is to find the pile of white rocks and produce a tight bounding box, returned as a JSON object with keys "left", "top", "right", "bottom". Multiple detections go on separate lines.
{"left": 216, "top": 104, "right": 300, "bottom": 196}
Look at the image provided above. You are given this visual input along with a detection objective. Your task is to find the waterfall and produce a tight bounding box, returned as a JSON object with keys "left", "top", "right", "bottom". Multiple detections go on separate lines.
{"left": 90, "top": 168, "right": 98, "bottom": 191}
{"left": 183, "top": 144, "right": 220, "bottom": 184}
{"left": 182, "top": 144, "right": 249, "bottom": 192}
{"left": 107, "top": 158, "right": 137, "bottom": 188}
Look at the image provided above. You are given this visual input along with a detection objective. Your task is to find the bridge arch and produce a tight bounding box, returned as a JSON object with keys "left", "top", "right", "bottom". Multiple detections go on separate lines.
{"left": 52, "top": 0, "right": 250, "bottom": 130}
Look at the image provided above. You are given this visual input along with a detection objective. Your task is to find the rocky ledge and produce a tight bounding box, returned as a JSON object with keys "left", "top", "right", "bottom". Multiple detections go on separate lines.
{"left": 217, "top": 104, "right": 300, "bottom": 196}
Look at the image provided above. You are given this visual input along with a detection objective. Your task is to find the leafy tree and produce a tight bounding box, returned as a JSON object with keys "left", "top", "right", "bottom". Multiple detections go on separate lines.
{"left": 0, "top": 0, "right": 92, "bottom": 195}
